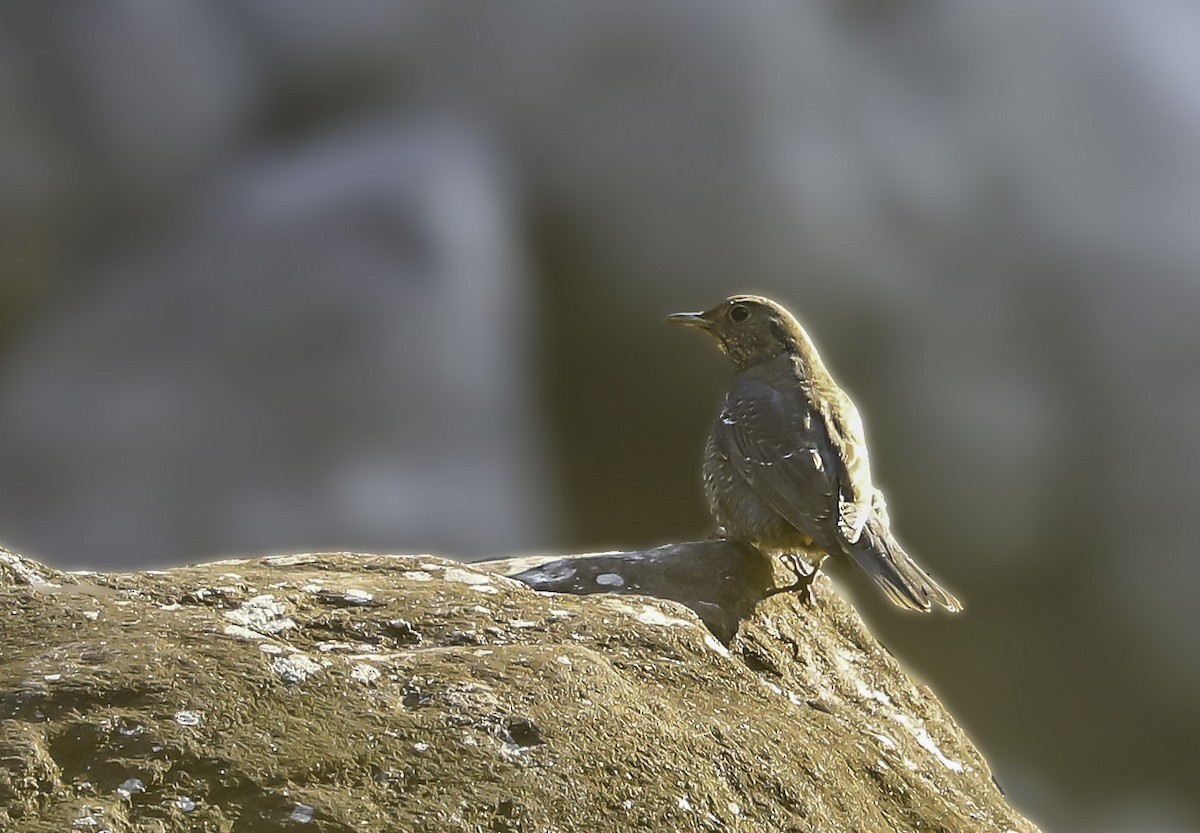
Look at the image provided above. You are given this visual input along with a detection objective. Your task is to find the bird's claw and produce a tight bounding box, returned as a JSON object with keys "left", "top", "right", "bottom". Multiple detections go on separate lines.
{"left": 764, "top": 553, "right": 820, "bottom": 605}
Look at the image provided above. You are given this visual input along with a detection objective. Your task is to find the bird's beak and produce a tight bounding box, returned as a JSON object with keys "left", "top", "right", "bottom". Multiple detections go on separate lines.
{"left": 665, "top": 311, "right": 709, "bottom": 329}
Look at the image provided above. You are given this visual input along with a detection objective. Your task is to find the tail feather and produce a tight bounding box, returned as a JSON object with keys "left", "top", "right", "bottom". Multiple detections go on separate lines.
{"left": 843, "top": 515, "right": 961, "bottom": 613}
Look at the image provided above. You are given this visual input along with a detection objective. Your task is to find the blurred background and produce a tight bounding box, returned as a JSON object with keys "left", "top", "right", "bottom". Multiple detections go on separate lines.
{"left": 2, "top": 2, "right": 1198, "bottom": 829}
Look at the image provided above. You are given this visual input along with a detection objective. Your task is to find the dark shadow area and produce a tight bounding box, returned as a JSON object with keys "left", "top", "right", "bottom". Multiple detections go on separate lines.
{"left": 504, "top": 540, "right": 775, "bottom": 645}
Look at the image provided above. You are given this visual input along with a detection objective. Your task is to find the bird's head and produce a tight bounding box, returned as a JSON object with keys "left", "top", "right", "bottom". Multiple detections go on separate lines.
{"left": 666, "top": 295, "right": 808, "bottom": 371}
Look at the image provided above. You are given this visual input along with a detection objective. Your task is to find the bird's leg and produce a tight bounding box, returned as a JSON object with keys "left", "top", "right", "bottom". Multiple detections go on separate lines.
{"left": 765, "top": 552, "right": 821, "bottom": 605}
{"left": 781, "top": 551, "right": 808, "bottom": 584}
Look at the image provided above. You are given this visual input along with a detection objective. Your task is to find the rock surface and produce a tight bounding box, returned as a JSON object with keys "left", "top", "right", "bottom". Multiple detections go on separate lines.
{"left": 0, "top": 545, "right": 1037, "bottom": 832}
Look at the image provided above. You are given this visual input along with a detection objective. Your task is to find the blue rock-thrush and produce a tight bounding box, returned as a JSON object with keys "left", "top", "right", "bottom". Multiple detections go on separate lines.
{"left": 668, "top": 295, "right": 961, "bottom": 612}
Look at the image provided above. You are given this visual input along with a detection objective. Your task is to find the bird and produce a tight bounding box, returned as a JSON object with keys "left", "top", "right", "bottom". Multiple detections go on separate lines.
{"left": 667, "top": 294, "right": 961, "bottom": 612}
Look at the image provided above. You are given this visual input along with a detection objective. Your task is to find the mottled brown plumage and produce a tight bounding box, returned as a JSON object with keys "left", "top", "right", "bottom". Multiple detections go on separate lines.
{"left": 668, "top": 295, "right": 961, "bottom": 612}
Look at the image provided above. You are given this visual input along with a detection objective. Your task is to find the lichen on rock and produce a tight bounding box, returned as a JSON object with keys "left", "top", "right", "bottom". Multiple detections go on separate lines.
{"left": 0, "top": 545, "right": 1038, "bottom": 832}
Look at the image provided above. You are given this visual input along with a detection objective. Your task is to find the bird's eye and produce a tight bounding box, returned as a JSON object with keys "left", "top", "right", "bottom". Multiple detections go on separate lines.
{"left": 729, "top": 304, "right": 750, "bottom": 323}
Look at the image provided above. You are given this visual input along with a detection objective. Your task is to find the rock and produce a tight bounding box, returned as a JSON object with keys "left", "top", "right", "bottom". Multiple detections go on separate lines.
{"left": 0, "top": 119, "right": 552, "bottom": 567}
{"left": 4, "top": 1, "right": 256, "bottom": 214}
{"left": 497, "top": 540, "right": 775, "bottom": 645}
{"left": 228, "top": 0, "right": 424, "bottom": 103}
{"left": 0, "top": 19, "right": 84, "bottom": 324}
{"left": 0, "top": 545, "right": 1037, "bottom": 832}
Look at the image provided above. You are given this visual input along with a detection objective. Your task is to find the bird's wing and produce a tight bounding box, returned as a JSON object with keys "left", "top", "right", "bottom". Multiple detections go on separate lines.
{"left": 818, "top": 388, "right": 875, "bottom": 544}
{"left": 715, "top": 374, "right": 840, "bottom": 538}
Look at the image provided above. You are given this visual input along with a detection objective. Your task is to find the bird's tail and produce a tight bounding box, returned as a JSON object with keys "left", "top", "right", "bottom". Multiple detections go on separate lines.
{"left": 843, "top": 512, "right": 961, "bottom": 613}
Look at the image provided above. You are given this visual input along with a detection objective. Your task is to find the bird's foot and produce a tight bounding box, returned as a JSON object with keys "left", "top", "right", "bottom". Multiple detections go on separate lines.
{"left": 764, "top": 553, "right": 820, "bottom": 605}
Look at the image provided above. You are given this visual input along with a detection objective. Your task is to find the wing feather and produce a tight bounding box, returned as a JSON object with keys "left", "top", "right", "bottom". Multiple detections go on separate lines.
{"left": 820, "top": 390, "right": 874, "bottom": 544}
{"left": 715, "top": 376, "right": 839, "bottom": 540}
{"left": 716, "top": 361, "right": 877, "bottom": 547}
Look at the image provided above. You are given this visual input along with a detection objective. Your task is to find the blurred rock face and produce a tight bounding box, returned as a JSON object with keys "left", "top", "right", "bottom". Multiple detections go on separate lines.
{"left": 2, "top": 2, "right": 1200, "bottom": 831}
{"left": 0, "top": 120, "right": 551, "bottom": 563}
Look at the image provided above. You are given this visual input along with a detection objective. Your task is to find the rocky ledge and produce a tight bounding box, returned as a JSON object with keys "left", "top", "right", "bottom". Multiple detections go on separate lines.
{"left": 0, "top": 544, "right": 1038, "bottom": 832}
